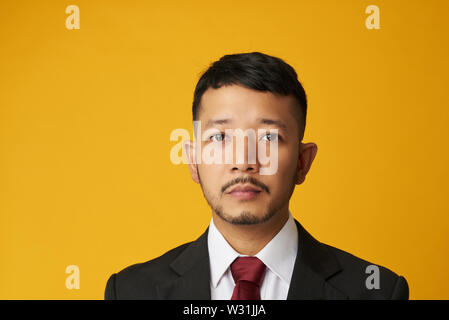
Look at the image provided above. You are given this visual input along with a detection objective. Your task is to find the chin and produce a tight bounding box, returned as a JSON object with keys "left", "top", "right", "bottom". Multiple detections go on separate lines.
{"left": 216, "top": 208, "right": 276, "bottom": 226}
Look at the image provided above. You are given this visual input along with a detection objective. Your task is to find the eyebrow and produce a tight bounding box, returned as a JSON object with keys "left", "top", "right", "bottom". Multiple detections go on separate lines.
{"left": 204, "top": 117, "right": 288, "bottom": 132}
{"left": 205, "top": 118, "right": 231, "bottom": 129}
{"left": 257, "top": 118, "right": 288, "bottom": 132}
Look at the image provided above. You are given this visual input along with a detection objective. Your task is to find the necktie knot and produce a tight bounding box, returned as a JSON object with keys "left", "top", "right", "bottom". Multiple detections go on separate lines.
{"left": 231, "top": 257, "right": 266, "bottom": 285}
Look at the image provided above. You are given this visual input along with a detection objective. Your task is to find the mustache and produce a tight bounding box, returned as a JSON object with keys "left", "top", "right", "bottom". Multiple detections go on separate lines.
{"left": 221, "top": 176, "right": 270, "bottom": 194}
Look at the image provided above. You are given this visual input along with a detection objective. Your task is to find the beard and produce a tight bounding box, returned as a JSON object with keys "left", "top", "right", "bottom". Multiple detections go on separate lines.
{"left": 196, "top": 166, "right": 298, "bottom": 226}
{"left": 213, "top": 205, "right": 277, "bottom": 225}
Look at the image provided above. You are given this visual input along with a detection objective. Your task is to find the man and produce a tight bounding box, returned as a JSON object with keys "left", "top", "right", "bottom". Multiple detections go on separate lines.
{"left": 104, "top": 52, "right": 409, "bottom": 300}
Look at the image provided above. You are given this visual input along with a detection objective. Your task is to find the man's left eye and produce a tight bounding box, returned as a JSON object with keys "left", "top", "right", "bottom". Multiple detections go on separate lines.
{"left": 260, "top": 133, "right": 278, "bottom": 142}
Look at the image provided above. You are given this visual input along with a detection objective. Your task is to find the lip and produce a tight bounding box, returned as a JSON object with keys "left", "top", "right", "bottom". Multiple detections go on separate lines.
{"left": 226, "top": 184, "right": 262, "bottom": 200}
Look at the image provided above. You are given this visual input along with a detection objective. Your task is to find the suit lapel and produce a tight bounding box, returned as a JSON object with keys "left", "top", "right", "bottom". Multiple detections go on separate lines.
{"left": 155, "top": 228, "right": 211, "bottom": 299}
{"left": 287, "top": 220, "right": 348, "bottom": 300}
{"left": 155, "top": 220, "right": 348, "bottom": 300}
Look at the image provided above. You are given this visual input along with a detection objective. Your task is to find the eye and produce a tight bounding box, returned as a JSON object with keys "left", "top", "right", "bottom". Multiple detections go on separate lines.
{"left": 209, "top": 133, "right": 226, "bottom": 142}
{"left": 260, "top": 132, "right": 279, "bottom": 142}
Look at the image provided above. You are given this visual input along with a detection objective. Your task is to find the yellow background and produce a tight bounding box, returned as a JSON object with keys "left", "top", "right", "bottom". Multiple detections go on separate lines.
{"left": 1, "top": 0, "right": 448, "bottom": 299}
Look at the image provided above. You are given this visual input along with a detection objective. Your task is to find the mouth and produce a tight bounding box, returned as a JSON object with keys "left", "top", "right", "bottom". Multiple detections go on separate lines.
{"left": 225, "top": 184, "right": 262, "bottom": 200}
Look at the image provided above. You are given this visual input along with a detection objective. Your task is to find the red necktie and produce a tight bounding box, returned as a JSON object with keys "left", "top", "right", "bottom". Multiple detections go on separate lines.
{"left": 230, "top": 257, "right": 267, "bottom": 300}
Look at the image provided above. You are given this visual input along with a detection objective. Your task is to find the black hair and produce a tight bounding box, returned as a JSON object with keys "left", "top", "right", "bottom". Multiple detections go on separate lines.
{"left": 192, "top": 52, "right": 307, "bottom": 140}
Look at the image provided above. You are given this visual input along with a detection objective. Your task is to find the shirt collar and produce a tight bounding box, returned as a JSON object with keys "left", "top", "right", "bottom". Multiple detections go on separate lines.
{"left": 207, "top": 217, "right": 240, "bottom": 288}
{"left": 207, "top": 211, "right": 298, "bottom": 288}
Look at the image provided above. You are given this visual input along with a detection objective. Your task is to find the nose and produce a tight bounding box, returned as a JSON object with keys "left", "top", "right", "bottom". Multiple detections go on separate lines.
{"left": 232, "top": 162, "right": 257, "bottom": 173}
{"left": 229, "top": 131, "right": 260, "bottom": 174}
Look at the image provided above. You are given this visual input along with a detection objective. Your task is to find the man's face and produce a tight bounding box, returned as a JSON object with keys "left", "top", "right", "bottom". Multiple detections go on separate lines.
{"left": 188, "top": 84, "right": 311, "bottom": 225}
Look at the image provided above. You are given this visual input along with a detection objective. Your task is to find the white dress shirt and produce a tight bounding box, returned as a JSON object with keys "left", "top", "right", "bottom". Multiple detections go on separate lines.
{"left": 207, "top": 211, "right": 298, "bottom": 300}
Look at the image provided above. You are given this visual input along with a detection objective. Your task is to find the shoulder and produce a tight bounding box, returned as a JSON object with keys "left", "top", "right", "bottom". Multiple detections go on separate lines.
{"left": 322, "top": 243, "right": 409, "bottom": 299}
{"left": 105, "top": 241, "right": 192, "bottom": 300}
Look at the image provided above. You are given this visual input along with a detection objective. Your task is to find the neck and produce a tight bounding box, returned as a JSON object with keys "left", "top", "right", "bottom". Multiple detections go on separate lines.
{"left": 212, "top": 205, "right": 290, "bottom": 256}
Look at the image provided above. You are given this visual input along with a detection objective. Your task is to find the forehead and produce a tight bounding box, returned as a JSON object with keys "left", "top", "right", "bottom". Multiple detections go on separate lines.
{"left": 198, "top": 85, "right": 299, "bottom": 130}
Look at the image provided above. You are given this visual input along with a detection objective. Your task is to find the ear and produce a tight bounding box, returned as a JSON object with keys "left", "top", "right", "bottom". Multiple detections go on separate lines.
{"left": 184, "top": 140, "right": 200, "bottom": 184}
{"left": 296, "top": 142, "right": 318, "bottom": 185}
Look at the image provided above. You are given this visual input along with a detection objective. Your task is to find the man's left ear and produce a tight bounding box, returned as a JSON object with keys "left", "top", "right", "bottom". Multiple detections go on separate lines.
{"left": 296, "top": 142, "right": 318, "bottom": 185}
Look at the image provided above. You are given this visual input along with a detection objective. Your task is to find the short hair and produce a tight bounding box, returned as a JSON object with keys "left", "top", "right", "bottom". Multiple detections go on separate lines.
{"left": 192, "top": 52, "right": 307, "bottom": 140}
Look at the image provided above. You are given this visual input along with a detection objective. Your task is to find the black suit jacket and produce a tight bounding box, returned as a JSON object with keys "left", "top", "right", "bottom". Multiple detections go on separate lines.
{"left": 105, "top": 220, "right": 409, "bottom": 300}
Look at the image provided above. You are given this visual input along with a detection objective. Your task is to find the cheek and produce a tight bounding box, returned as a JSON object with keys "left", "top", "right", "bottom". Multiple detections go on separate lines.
{"left": 272, "top": 149, "right": 299, "bottom": 185}
{"left": 198, "top": 165, "right": 224, "bottom": 187}
{"left": 276, "top": 146, "right": 298, "bottom": 171}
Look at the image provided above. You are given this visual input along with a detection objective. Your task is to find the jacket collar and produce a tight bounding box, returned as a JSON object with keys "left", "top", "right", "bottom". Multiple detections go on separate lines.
{"left": 155, "top": 219, "right": 347, "bottom": 300}
{"left": 286, "top": 220, "right": 347, "bottom": 299}
{"left": 156, "top": 229, "right": 211, "bottom": 299}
